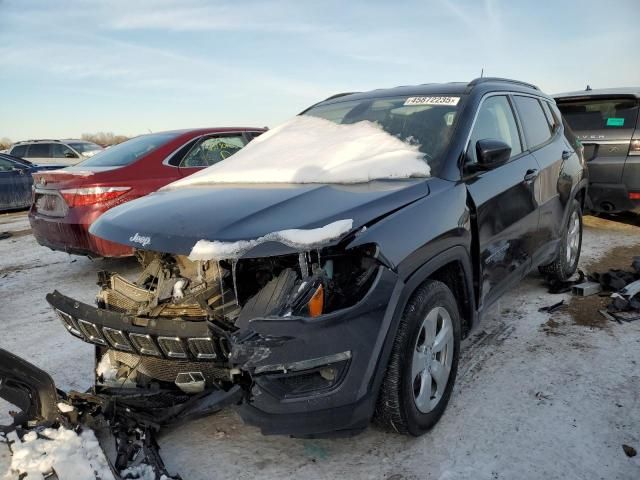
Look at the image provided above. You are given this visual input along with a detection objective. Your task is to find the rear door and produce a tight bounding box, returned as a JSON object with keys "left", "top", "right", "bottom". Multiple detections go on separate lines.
{"left": 178, "top": 133, "right": 248, "bottom": 177}
{"left": 512, "top": 95, "right": 568, "bottom": 264}
{"left": 465, "top": 94, "right": 540, "bottom": 310}
{"left": 556, "top": 96, "right": 639, "bottom": 184}
{"left": 24, "top": 143, "right": 54, "bottom": 165}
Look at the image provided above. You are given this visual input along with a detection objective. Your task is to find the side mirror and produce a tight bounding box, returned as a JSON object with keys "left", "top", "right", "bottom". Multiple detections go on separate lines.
{"left": 64, "top": 151, "right": 78, "bottom": 159}
{"left": 475, "top": 139, "right": 511, "bottom": 170}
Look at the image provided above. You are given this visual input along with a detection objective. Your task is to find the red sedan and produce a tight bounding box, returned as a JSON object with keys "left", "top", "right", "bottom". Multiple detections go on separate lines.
{"left": 29, "top": 127, "right": 265, "bottom": 257}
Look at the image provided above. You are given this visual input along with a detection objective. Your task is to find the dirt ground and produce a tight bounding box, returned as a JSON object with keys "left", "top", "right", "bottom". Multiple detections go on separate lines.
{"left": 0, "top": 211, "right": 639, "bottom": 479}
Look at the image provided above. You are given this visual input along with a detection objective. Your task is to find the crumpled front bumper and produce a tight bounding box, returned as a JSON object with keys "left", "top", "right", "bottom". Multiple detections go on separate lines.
{"left": 47, "top": 266, "right": 401, "bottom": 437}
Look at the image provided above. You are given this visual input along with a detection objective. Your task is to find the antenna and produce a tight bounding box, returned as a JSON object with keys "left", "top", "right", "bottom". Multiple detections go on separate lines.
{"left": 585, "top": 84, "right": 592, "bottom": 91}
{"left": 480, "top": 68, "right": 484, "bottom": 78}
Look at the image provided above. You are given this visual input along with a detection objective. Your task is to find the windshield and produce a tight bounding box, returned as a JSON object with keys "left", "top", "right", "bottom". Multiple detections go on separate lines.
{"left": 69, "top": 142, "right": 103, "bottom": 154}
{"left": 557, "top": 98, "right": 639, "bottom": 132}
{"left": 304, "top": 95, "right": 461, "bottom": 174}
{"left": 76, "top": 133, "right": 180, "bottom": 167}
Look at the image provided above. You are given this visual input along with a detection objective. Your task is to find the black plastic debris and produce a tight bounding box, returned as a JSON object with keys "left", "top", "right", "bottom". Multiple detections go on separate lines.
{"left": 544, "top": 270, "right": 585, "bottom": 294}
{"left": 538, "top": 300, "right": 566, "bottom": 313}
{"left": 0, "top": 231, "right": 12, "bottom": 240}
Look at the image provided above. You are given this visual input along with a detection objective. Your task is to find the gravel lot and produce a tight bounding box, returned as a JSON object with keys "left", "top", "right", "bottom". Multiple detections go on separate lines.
{"left": 0, "top": 210, "right": 639, "bottom": 480}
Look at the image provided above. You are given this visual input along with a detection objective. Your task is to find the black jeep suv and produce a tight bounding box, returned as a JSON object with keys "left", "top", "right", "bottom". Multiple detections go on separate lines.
{"left": 555, "top": 87, "right": 640, "bottom": 213}
{"left": 44, "top": 78, "right": 587, "bottom": 437}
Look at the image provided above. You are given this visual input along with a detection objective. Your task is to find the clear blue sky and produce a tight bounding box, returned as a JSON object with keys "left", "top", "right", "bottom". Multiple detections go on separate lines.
{"left": 1, "top": 0, "right": 638, "bottom": 141}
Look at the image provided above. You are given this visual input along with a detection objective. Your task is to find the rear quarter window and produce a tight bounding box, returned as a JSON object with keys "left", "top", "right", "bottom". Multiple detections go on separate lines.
{"left": 513, "top": 96, "right": 553, "bottom": 149}
{"left": 10, "top": 145, "right": 27, "bottom": 157}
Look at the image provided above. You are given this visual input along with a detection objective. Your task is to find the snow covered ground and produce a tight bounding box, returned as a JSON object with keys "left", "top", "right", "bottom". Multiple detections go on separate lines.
{"left": 0, "top": 210, "right": 638, "bottom": 479}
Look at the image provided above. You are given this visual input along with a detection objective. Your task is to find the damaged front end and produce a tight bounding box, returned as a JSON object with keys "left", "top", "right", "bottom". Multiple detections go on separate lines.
{"left": 47, "top": 235, "right": 398, "bottom": 436}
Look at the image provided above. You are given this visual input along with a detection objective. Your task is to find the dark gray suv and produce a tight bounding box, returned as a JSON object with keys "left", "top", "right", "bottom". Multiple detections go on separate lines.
{"left": 555, "top": 88, "right": 640, "bottom": 213}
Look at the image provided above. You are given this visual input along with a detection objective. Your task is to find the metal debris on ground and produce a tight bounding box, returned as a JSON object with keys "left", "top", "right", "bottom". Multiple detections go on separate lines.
{"left": 571, "top": 281, "right": 602, "bottom": 297}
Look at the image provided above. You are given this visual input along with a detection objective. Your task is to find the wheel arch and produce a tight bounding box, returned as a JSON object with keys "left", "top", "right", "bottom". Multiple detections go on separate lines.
{"left": 368, "top": 246, "right": 476, "bottom": 413}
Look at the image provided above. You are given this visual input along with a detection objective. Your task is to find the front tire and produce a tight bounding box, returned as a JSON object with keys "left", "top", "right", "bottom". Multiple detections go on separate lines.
{"left": 539, "top": 199, "right": 582, "bottom": 281}
{"left": 374, "top": 280, "right": 461, "bottom": 436}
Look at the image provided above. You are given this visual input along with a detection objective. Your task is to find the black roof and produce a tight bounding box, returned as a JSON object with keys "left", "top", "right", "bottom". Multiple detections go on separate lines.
{"left": 555, "top": 87, "right": 640, "bottom": 100}
{"left": 316, "top": 77, "right": 547, "bottom": 107}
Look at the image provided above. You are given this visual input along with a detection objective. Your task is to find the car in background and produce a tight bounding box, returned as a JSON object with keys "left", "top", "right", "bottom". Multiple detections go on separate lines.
{"left": 9, "top": 139, "right": 103, "bottom": 166}
{"left": 555, "top": 88, "right": 640, "bottom": 213}
{"left": 29, "top": 127, "right": 265, "bottom": 257}
{"left": 0, "top": 153, "right": 66, "bottom": 211}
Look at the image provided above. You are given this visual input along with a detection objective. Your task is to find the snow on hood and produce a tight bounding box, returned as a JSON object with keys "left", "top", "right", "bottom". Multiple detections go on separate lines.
{"left": 164, "top": 116, "right": 430, "bottom": 188}
{"left": 189, "top": 219, "right": 353, "bottom": 261}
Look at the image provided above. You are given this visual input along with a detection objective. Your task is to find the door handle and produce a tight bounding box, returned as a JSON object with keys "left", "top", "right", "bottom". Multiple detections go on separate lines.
{"left": 562, "top": 150, "right": 573, "bottom": 160}
{"left": 524, "top": 169, "right": 538, "bottom": 182}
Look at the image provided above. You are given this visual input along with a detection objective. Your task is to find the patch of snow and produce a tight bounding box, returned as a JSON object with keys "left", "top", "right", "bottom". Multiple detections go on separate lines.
{"left": 188, "top": 219, "right": 353, "bottom": 261}
{"left": 172, "top": 279, "right": 188, "bottom": 301}
{"left": 96, "top": 353, "right": 118, "bottom": 382}
{"left": 120, "top": 463, "right": 156, "bottom": 480}
{"left": 164, "top": 116, "right": 430, "bottom": 187}
{"left": 57, "top": 402, "right": 74, "bottom": 413}
{"left": 5, "top": 426, "right": 114, "bottom": 480}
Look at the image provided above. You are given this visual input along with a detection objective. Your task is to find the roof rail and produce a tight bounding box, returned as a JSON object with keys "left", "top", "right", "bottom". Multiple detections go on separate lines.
{"left": 323, "top": 92, "right": 359, "bottom": 102}
{"left": 16, "top": 139, "right": 62, "bottom": 144}
{"left": 468, "top": 77, "right": 539, "bottom": 91}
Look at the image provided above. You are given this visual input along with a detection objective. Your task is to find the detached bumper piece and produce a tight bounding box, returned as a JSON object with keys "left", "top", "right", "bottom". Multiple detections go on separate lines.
{"left": 46, "top": 290, "right": 227, "bottom": 362}
{"left": 0, "top": 349, "right": 59, "bottom": 433}
{"left": 0, "top": 348, "right": 243, "bottom": 480}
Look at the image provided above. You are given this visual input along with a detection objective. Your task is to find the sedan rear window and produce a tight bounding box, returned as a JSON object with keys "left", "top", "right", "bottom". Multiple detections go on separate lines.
{"left": 76, "top": 133, "right": 181, "bottom": 167}
{"left": 557, "top": 98, "right": 639, "bottom": 131}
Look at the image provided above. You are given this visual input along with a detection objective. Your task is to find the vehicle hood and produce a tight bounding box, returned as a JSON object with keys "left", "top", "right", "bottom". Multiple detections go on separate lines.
{"left": 89, "top": 180, "right": 430, "bottom": 257}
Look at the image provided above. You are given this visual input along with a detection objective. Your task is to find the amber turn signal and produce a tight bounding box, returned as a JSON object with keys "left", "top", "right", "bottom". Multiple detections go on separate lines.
{"left": 308, "top": 284, "right": 324, "bottom": 317}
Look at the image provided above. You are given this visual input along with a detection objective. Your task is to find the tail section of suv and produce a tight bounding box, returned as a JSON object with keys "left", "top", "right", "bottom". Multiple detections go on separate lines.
{"left": 9, "top": 139, "right": 103, "bottom": 166}
{"left": 555, "top": 88, "right": 640, "bottom": 213}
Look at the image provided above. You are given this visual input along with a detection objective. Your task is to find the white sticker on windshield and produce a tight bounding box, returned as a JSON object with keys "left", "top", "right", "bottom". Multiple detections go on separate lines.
{"left": 404, "top": 96, "right": 460, "bottom": 106}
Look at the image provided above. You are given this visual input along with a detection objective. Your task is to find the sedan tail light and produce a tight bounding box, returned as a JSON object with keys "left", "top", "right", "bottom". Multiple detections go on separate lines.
{"left": 60, "top": 186, "right": 131, "bottom": 207}
{"left": 629, "top": 140, "right": 640, "bottom": 156}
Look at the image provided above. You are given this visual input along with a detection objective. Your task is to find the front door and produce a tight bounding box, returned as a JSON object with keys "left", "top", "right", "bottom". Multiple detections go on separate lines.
{"left": 465, "top": 95, "right": 540, "bottom": 310}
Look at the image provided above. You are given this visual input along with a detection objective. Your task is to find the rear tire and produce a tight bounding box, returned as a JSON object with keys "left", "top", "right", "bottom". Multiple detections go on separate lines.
{"left": 374, "top": 280, "right": 461, "bottom": 436}
{"left": 538, "top": 199, "right": 582, "bottom": 281}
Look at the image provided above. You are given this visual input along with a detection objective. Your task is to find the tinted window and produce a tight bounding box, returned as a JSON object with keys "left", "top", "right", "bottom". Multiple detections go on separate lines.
{"left": 76, "top": 132, "right": 181, "bottom": 167}
{"left": 52, "top": 143, "right": 78, "bottom": 159}
{"left": 557, "top": 98, "right": 639, "bottom": 131}
{"left": 26, "top": 143, "right": 52, "bottom": 158}
{"left": 305, "top": 95, "right": 461, "bottom": 175}
{"left": 180, "top": 135, "right": 247, "bottom": 167}
{"left": 541, "top": 101, "right": 559, "bottom": 132}
{"left": 68, "top": 142, "right": 102, "bottom": 154}
{"left": 513, "top": 96, "right": 552, "bottom": 148}
{"left": 468, "top": 95, "right": 522, "bottom": 163}
{"left": 10, "top": 145, "right": 27, "bottom": 157}
{"left": 0, "top": 158, "right": 15, "bottom": 171}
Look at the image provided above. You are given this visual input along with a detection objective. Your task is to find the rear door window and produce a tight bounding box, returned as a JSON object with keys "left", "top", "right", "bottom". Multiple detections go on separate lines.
{"left": 468, "top": 95, "right": 522, "bottom": 163}
{"left": 557, "top": 98, "right": 639, "bottom": 131}
{"left": 513, "top": 96, "right": 553, "bottom": 149}
{"left": 180, "top": 135, "right": 248, "bottom": 168}
{"left": 26, "top": 143, "right": 52, "bottom": 158}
